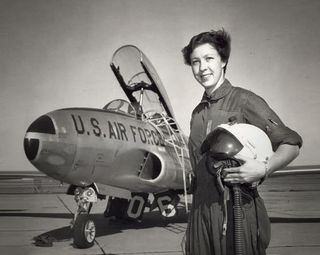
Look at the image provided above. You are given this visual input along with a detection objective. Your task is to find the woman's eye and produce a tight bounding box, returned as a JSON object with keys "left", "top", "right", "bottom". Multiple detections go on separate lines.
{"left": 206, "top": 57, "right": 214, "bottom": 61}
{"left": 191, "top": 60, "right": 199, "bottom": 65}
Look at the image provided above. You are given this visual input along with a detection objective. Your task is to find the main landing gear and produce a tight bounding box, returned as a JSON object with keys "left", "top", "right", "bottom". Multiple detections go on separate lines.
{"left": 71, "top": 187, "right": 97, "bottom": 248}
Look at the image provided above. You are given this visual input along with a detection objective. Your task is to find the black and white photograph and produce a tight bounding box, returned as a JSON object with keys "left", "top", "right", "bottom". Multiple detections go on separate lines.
{"left": 1, "top": 0, "right": 319, "bottom": 254}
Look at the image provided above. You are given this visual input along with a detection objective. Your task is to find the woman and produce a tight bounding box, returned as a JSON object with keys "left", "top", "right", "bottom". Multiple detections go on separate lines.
{"left": 182, "top": 29, "right": 302, "bottom": 255}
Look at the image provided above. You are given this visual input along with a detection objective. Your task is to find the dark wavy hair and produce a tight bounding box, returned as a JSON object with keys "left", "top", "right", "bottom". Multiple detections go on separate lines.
{"left": 182, "top": 28, "right": 231, "bottom": 72}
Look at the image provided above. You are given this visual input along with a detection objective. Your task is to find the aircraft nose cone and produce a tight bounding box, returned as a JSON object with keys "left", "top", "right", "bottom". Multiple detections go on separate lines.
{"left": 24, "top": 115, "right": 56, "bottom": 161}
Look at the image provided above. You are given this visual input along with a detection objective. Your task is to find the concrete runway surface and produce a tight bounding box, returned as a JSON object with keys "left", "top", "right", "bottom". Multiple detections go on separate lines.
{"left": 0, "top": 173, "right": 319, "bottom": 255}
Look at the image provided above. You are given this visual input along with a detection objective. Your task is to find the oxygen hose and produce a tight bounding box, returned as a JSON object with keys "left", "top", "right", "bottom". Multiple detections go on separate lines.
{"left": 212, "top": 159, "right": 246, "bottom": 255}
{"left": 232, "top": 184, "right": 245, "bottom": 255}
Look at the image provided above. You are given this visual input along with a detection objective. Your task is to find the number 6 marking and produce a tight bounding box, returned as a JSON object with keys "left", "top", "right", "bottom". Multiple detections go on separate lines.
{"left": 157, "top": 195, "right": 177, "bottom": 217}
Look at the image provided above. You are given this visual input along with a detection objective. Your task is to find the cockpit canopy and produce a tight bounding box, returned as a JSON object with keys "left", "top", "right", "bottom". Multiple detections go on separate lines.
{"left": 103, "top": 99, "right": 137, "bottom": 117}
{"left": 110, "top": 45, "right": 175, "bottom": 120}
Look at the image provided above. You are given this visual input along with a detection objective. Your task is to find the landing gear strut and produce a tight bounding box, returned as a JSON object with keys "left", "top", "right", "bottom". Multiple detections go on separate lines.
{"left": 71, "top": 187, "right": 97, "bottom": 248}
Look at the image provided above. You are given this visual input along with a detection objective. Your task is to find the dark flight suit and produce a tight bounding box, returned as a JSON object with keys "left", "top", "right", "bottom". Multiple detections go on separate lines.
{"left": 185, "top": 79, "right": 302, "bottom": 255}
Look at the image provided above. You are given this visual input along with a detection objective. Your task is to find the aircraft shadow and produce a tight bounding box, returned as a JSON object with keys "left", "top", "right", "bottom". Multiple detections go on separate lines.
{"left": 27, "top": 208, "right": 189, "bottom": 246}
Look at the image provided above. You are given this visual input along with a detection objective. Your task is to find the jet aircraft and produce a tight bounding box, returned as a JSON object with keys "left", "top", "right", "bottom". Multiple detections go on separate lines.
{"left": 24, "top": 45, "right": 193, "bottom": 248}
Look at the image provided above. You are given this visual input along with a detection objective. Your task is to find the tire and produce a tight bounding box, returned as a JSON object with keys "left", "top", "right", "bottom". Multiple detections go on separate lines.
{"left": 73, "top": 214, "right": 96, "bottom": 248}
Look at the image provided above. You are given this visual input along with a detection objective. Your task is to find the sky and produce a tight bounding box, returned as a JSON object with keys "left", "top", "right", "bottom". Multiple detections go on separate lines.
{"left": 1, "top": 0, "right": 320, "bottom": 171}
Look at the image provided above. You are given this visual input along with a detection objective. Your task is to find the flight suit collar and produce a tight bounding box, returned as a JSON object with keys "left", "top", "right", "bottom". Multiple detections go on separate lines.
{"left": 200, "top": 79, "right": 232, "bottom": 104}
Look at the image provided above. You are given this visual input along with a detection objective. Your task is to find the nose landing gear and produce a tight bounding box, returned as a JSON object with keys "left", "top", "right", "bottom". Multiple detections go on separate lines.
{"left": 71, "top": 187, "right": 97, "bottom": 248}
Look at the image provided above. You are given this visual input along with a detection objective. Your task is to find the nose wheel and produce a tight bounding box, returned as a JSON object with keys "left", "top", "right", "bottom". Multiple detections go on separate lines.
{"left": 71, "top": 187, "right": 98, "bottom": 248}
{"left": 73, "top": 214, "right": 96, "bottom": 248}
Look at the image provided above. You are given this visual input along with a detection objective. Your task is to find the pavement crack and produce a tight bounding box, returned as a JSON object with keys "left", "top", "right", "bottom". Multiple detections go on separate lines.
{"left": 94, "top": 239, "right": 107, "bottom": 254}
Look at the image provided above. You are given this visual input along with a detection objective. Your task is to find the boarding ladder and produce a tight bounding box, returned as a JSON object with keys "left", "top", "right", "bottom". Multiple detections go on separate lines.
{"left": 145, "top": 112, "right": 190, "bottom": 211}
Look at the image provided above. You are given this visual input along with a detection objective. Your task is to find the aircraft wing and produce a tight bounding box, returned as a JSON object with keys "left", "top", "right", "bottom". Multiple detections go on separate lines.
{"left": 110, "top": 45, "right": 175, "bottom": 120}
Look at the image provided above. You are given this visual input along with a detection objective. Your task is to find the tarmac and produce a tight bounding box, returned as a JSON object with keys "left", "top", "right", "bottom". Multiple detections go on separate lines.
{"left": 0, "top": 173, "right": 320, "bottom": 255}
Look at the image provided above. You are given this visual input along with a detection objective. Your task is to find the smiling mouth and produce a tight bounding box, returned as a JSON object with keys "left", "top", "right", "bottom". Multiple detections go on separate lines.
{"left": 201, "top": 74, "right": 212, "bottom": 80}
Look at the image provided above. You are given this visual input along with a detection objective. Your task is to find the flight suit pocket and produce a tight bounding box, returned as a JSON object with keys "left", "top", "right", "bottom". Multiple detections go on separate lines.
{"left": 206, "top": 110, "right": 244, "bottom": 134}
{"left": 240, "top": 189, "right": 270, "bottom": 254}
{"left": 255, "top": 197, "right": 271, "bottom": 251}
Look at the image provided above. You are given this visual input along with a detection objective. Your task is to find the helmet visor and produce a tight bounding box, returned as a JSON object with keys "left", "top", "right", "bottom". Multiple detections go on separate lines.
{"left": 201, "top": 127, "right": 243, "bottom": 160}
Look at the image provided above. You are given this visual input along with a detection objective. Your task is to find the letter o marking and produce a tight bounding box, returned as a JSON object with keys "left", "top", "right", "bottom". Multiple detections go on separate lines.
{"left": 127, "top": 195, "right": 145, "bottom": 219}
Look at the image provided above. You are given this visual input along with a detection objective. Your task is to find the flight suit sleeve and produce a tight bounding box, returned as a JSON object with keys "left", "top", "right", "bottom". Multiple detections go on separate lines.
{"left": 242, "top": 92, "right": 303, "bottom": 151}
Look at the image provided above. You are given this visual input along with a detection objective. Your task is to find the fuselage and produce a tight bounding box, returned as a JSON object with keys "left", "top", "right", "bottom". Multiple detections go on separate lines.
{"left": 24, "top": 107, "right": 191, "bottom": 194}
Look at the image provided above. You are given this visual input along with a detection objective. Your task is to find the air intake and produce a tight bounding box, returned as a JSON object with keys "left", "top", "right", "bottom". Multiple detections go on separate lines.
{"left": 24, "top": 138, "right": 39, "bottom": 161}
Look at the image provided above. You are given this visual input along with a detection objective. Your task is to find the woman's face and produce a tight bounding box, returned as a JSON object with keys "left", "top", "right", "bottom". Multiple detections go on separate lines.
{"left": 190, "top": 43, "right": 226, "bottom": 93}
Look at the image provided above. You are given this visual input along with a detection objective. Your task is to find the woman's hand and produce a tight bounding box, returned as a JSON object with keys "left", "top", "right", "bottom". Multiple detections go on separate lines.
{"left": 222, "top": 144, "right": 300, "bottom": 184}
{"left": 222, "top": 154, "right": 266, "bottom": 184}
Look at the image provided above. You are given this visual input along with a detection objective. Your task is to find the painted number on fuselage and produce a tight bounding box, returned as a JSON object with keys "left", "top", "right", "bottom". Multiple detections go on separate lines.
{"left": 71, "top": 114, "right": 163, "bottom": 146}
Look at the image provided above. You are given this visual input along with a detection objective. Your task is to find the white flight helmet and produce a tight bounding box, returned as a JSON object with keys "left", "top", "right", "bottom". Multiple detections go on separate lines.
{"left": 201, "top": 123, "right": 273, "bottom": 162}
